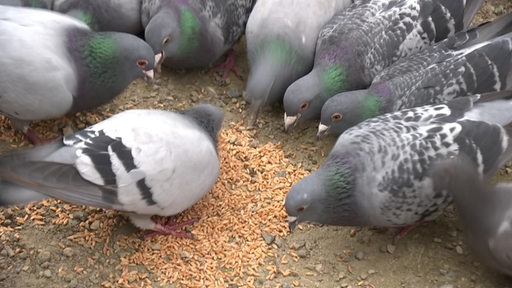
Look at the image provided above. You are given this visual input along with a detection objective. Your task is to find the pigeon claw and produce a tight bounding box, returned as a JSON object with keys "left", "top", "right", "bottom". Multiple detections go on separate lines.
{"left": 144, "top": 217, "right": 199, "bottom": 239}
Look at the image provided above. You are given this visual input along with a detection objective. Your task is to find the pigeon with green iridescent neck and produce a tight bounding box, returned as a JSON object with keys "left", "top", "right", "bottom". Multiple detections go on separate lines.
{"left": 318, "top": 12, "right": 512, "bottom": 138}
{"left": 244, "top": 0, "right": 354, "bottom": 123}
{"left": 0, "top": 104, "right": 223, "bottom": 238}
{"left": 0, "top": 6, "right": 155, "bottom": 144}
{"left": 431, "top": 156, "right": 512, "bottom": 277}
{"left": 50, "top": 0, "right": 144, "bottom": 35}
{"left": 142, "top": 0, "right": 254, "bottom": 75}
{"left": 286, "top": 92, "right": 512, "bottom": 240}
{"left": 282, "top": 0, "right": 485, "bottom": 132}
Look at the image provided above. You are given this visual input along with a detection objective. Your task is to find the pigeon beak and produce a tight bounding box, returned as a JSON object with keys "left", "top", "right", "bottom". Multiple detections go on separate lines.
{"left": 288, "top": 216, "right": 298, "bottom": 231}
{"left": 143, "top": 69, "right": 155, "bottom": 82}
{"left": 284, "top": 113, "right": 300, "bottom": 133}
{"left": 154, "top": 51, "right": 165, "bottom": 73}
{"left": 317, "top": 123, "right": 330, "bottom": 139}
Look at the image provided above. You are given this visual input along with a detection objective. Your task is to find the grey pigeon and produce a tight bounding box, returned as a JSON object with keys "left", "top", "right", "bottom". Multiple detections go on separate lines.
{"left": 0, "top": 0, "right": 143, "bottom": 34}
{"left": 51, "top": 0, "right": 144, "bottom": 35}
{"left": 282, "top": 0, "right": 485, "bottom": 132}
{"left": 318, "top": 12, "right": 512, "bottom": 138}
{"left": 0, "top": 6, "right": 155, "bottom": 143}
{"left": 141, "top": 0, "right": 255, "bottom": 77}
{"left": 431, "top": 156, "right": 512, "bottom": 276}
{"left": 0, "top": 104, "right": 224, "bottom": 238}
{"left": 244, "top": 0, "right": 354, "bottom": 123}
{"left": 285, "top": 92, "right": 512, "bottom": 240}
{"left": 0, "top": 0, "right": 51, "bottom": 8}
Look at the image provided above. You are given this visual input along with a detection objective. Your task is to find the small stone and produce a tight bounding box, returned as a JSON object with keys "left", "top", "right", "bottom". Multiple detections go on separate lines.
{"left": 355, "top": 251, "right": 365, "bottom": 260}
{"left": 18, "top": 251, "right": 28, "bottom": 259}
{"left": 228, "top": 89, "right": 242, "bottom": 98}
{"left": 291, "top": 241, "right": 306, "bottom": 250}
{"left": 338, "top": 272, "right": 346, "bottom": 280}
{"left": 41, "top": 262, "right": 50, "bottom": 269}
{"left": 448, "top": 230, "right": 457, "bottom": 237}
{"left": 359, "top": 272, "right": 368, "bottom": 280}
{"left": 368, "top": 269, "right": 377, "bottom": 275}
{"left": 3, "top": 245, "right": 14, "bottom": 257}
{"left": 64, "top": 274, "right": 74, "bottom": 282}
{"left": 181, "top": 251, "right": 191, "bottom": 261}
{"left": 314, "top": 264, "right": 323, "bottom": 273}
{"left": 386, "top": 244, "right": 396, "bottom": 254}
{"left": 273, "top": 237, "right": 284, "bottom": 248}
{"left": 152, "top": 243, "right": 161, "bottom": 251}
{"left": 39, "top": 250, "right": 51, "bottom": 263}
{"left": 21, "top": 266, "right": 30, "bottom": 272}
{"left": 229, "top": 136, "right": 237, "bottom": 144}
{"left": 89, "top": 220, "right": 100, "bottom": 230}
{"left": 63, "top": 247, "right": 74, "bottom": 257}
{"left": 43, "top": 269, "right": 52, "bottom": 278}
{"left": 433, "top": 237, "right": 442, "bottom": 243}
{"left": 296, "top": 248, "right": 308, "bottom": 258}
{"left": 261, "top": 232, "right": 275, "bottom": 245}
{"left": 439, "top": 285, "right": 454, "bottom": 288}
{"left": 340, "top": 283, "right": 349, "bottom": 288}
{"left": 455, "top": 246, "right": 463, "bottom": 255}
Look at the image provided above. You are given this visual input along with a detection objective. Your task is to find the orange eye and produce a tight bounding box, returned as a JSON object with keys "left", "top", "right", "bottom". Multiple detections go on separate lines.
{"left": 299, "top": 102, "right": 309, "bottom": 110}
{"left": 331, "top": 112, "right": 342, "bottom": 121}
{"left": 137, "top": 59, "right": 148, "bottom": 68}
{"left": 162, "top": 36, "right": 171, "bottom": 45}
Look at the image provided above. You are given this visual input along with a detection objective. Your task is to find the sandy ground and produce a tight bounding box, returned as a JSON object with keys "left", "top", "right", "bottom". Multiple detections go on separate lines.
{"left": 1, "top": 1, "right": 512, "bottom": 287}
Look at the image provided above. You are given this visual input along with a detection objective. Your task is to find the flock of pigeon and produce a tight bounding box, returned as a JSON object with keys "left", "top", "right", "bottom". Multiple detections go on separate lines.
{"left": 0, "top": 0, "right": 512, "bottom": 278}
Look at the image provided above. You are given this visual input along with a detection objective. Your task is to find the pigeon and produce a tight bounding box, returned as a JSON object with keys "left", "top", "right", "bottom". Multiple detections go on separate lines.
{"left": 51, "top": 0, "right": 144, "bottom": 35}
{"left": 244, "top": 0, "right": 354, "bottom": 124}
{"left": 318, "top": 12, "right": 512, "bottom": 138}
{"left": 141, "top": 0, "right": 255, "bottom": 77}
{"left": 0, "top": 104, "right": 224, "bottom": 238}
{"left": 0, "top": 6, "right": 155, "bottom": 144}
{"left": 285, "top": 92, "right": 512, "bottom": 241}
{"left": 431, "top": 155, "right": 512, "bottom": 276}
{"left": 282, "top": 0, "right": 485, "bottom": 132}
{"left": 0, "top": 180, "right": 48, "bottom": 206}
{"left": 0, "top": 0, "right": 51, "bottom": 8}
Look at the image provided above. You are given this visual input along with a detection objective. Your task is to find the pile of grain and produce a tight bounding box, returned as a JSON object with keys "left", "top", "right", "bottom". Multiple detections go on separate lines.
{"left": 0, "top": 117, "right": 313, "bottom": 287}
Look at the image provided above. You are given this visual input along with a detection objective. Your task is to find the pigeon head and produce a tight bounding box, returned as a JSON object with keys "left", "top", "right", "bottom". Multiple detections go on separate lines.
{"left": 318, "top": 89, "right": 383, "bottom": 138}
{"left": 144, "top": 3, "right": 203, "bottom": 69}
{"left": 68, "top": 30, "right": 155, "bottom": 111}
{"left": 181, "top": 104, "right": 224, "bottom": 147}
{"left": 285, "top": 153, "right": 359, "bottom": 230}
{"left": 283, "top": 64, "right": 349, "bottom": 132}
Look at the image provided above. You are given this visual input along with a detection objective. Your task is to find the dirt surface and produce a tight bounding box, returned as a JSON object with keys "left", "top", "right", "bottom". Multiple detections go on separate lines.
{"left": 1, "top": 1, "right": 512, "bottom": 287}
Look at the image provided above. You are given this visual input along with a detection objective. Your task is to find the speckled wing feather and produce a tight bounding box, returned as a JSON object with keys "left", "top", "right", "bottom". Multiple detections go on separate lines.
{"left": 335, "top": 96, "right": 512, "bottom": 225}
{"left": 316, "top": 0, "right": 481, "bottom": 81}
{"left": 371, "top": 13, "right": 512, "bottom": 112}
{"left": 208, "top": 0, "right": 255, "bottom": 49}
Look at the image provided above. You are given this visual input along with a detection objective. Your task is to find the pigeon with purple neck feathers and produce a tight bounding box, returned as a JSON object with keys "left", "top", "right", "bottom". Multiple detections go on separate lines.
{"left": 244, "top": 0, "right": 354, "bottom": 124}
{"left": 142, "top": 0, "right": 255, "bottom": 77}
{"left": 286, "top": 92, "right": 512, "bottom": 241}
{"left": 0, "top": 6, "right": 155, "bottom": 144}
{"left": 283, "top": 0, "right": 485, "bottom": 132}
{"left": 431, "top": 156, "right": 512, "bottom": 276}
{"left": 0, "top": 104, "right": 223, "bottom": 238}
{"left": 318, "top": 12, "right": 512, "bottom": 138}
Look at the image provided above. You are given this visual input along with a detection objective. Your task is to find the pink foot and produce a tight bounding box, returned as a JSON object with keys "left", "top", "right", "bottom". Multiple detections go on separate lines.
{"left": 25, "top": 128, "right": 59, "bottom": 145}
{"left": 393, "top": 221, "right": 428, "bottom": 244}
{"left": 210, "top": 49, "right": 243, "bottom": 81}
{"left": 144, "top": 217, "right": 199, "bottom": 238}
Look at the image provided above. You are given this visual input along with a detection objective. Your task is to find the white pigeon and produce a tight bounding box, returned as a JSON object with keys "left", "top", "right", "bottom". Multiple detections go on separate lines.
{"left": 0, "top": 104, "right": 224, "bottom": 238}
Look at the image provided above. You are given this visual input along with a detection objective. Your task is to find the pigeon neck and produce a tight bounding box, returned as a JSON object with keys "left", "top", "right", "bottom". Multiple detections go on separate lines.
{"left": 321, "top": 153, "right": 363, "bottom": 224}
{"left": 66, "top": 29, "right": 124, "bottom": 111}
{"left": 172, "top": 3, "right": 202, "bottom": 57}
